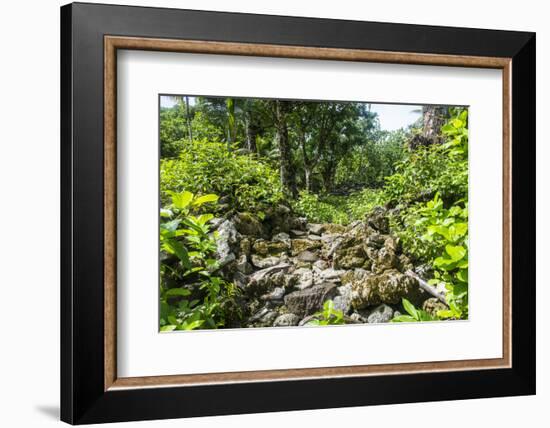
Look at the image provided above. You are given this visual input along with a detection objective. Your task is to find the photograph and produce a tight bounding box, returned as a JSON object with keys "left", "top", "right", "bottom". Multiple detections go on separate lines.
{"left": 159, "top": 95, "right": 469, "bottom": 331}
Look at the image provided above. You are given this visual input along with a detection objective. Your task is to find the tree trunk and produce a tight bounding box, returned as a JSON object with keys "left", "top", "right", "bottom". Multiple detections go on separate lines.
{"left": 322, "top": 158, "right": 335, "bottom": 193}
{"left": 422, "top": 106, "right": 447, "bottom": 144}
{"left": 184, "top": 96, "right": 193, "bottom": 143}
{"left": 304, "top": 167, "right": 312, "bottom": 192}
{"left": 226, "top": 98, "right": 236, "bottom": 150}
{"left": 245, "top": 116, "right": 258, "bottom": 153}
{"left": 274, "top": 100, "right": 297, "bottom": 196}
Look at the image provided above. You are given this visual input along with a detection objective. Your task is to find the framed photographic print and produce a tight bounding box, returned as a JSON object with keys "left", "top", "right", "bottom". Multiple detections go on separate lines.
{"left": 60, "top": 2, "right": 536, "bottom": 424}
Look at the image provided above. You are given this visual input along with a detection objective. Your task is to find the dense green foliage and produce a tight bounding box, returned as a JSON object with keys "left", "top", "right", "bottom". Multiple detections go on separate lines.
{"left": 382, "top": 109, "right": 468, "bottom": 206}
{"left": 159, "top": 96, "right": 470, "bottom": 329}
{"left": 385, "top": 109, "right": 469, "bottom": 320}
{"left": 161, "top": 140, "right": 283, "bottom": 212}
{"left": 160, "top": 191, "right": 241, "bottom": 331}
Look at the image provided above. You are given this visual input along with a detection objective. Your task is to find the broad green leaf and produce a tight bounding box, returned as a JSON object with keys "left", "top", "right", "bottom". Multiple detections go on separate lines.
{"left": 452, "top": 118, "right": 464, "bottom": 128}
{"left": 164, "top": 287, "right": 191, "bottom": 297}
{"left": 171, "top": 191, "right": 193, "bottom": 209}
{"left": 402, "top": 298, "right": 418, "bottom": 319}
{"left": 445, "top": 244, "right": 466, "bottom": 262}
{"left": 391, "top": 315, "right": 417, "bottom": 323}
{"left": 180, "top": 320, "right": 204, "bottom": 330}
{"left": 162, "top": 239, "right": 191, "bottom": 268}
{"left": 197, "top": 213, "right": 214, "bottom": 226}
{"left": 160, "top": 325, "right": 177, "bottom": 332}
{"left": 192, "top": 194, "right": 219, "bottom": 206}
{"left": 456, "top": 269, "right": 468, "bottom": 283}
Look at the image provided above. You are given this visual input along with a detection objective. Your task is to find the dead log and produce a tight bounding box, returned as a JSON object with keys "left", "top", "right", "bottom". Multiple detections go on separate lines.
{"left": 405, "top": 269, "right": 448, "bottom": 306}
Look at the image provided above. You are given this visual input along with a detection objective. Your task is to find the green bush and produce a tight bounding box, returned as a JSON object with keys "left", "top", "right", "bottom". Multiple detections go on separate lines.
{"left": 159, "top": 190, "right": 241, "bottom": 331}
{"left": 385, "top": 109, "right": 469, "bottom": 320}
{"left": 341, "top": 188, "right": 385, "bottom": 220}
{"left": 161, "top": 140, "right": 283, "bottom": 213}
{"left": 292, "top": 191, "right": 350, "bottom": 224}
{"left": 382, "top": 109, "right": 468, "bottom": 206}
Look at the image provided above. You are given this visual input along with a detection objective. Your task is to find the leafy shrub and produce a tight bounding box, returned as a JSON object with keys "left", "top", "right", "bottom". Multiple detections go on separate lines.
{"left": 160, "top": 106, "right": 188, "bottom": 158}
{"left": 292, "top": 191, "right": 350, "bottom": 224}
{"left": 382, "top": 109, "right": 468, "bottom": 206}
{"left": 334, "top": 129, "right": 407, "bottom": 188}
{"left": 391, "top": 298, "right": 439, "bottom": 322}
{"left": 386, "top": 109, "right": 469, "bottom": 320}
{"left": 395, "top": 194, "right": 468, "bottom": 320}
{"left": 307, "top": 300, "right": 345, "bottom": 326}
{"left": 341, "top": 188, "right": 385, "bottom": 220}
{"left": 161, "top": 140, "right": 283, "bottom": 213}
{"left": 160, "top": 190, "right": 241, "bottom": 331}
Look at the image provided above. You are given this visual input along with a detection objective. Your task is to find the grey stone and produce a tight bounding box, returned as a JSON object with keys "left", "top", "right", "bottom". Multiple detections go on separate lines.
{"left": 215, "top": 219, "right": 239, "bottom": 267}
{"left": 367, "top": 304, "right": 395, "bottom": 323}
{"left": 313, "top": 259, "right": 329, "bottom": 270}
{"left": 248, "top": 263, "right": 292, "bottom": 286}
{"left": 273, "top": 313, "right": 301, "bottom": 327}
{"left": 292, "top": 267, "right": 314, "bottom": 290}
{"left": 251, "top": 254, "right": 282, "bottom": 269}
{"left": 296, "top": 250, "right": 319, "bottom": 263}
{"left": 272, "top": 232, "right": 290, "bottom": 244}
{"left": 332, "top": 284, "right": 353, "bottom": 314}
{"left": 261, "top": 286, "right": 286, "bottom": 302}
{"left": 236, "top": 254, "right": 253, "bottom": 274}
{"left": 307, "top": 223, "right": 325, "bottom": 235}
{"left": 248, "top": 307, "right": 270, "bottom": 322}
{"left": 284, "top": 282, "right": 339, "bottom": 317}
{"left": 319, "top": 268, "right": 345, "bottom": 282}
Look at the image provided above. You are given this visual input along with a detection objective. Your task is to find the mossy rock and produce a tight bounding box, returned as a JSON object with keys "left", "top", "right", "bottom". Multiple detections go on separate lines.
{"left": 290, "top": 238, "right": 322, "bottom": 255}
{"left": 422, "top": 297, "right": 448, "bottom": 317}
{"left": 252, "top": 239, "right": 289, "bottom": 256}
{"left": 322, "top": 223, "right": 347, "bottom": 234}
{"left": 333, "top": 244, "right": 367, "bottom": 269}
{"left": 350, "top": 269, "right": 420, "bottom": 309}
{"left": 233, "top": 212, "right": 266, "bottom": 237}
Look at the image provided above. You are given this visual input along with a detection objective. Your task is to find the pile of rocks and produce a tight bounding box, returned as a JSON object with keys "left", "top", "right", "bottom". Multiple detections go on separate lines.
{"left": 212, "top": 205, "right": 436, "bottom": 328}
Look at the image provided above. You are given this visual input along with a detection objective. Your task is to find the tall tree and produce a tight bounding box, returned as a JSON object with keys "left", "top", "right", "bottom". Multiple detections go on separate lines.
{"left": 421, "top": 105, "right": 448, "bottom": 144}
{"left": 225, "top": 98, "right": 236, "bottom": 149}
{"left": 273, "top": 100, "right": 297, "bottom": 196}
{"left": 184, "top": 96, "right": 193, "bottom": 143}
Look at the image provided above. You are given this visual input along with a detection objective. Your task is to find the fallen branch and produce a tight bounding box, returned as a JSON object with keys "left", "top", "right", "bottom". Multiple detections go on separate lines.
{"left": 405, "top": 269, "right": 448, "bottom": 306}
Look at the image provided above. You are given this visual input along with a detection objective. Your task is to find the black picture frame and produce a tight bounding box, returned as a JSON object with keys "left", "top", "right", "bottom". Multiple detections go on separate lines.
{"left": 61, "top": 2, "right": 535, "bottom": 424}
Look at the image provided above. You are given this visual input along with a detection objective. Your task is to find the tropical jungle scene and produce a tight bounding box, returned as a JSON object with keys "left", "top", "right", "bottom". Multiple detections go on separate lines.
{"left": 159, "top": 95, "right": 469, "bottom": 331}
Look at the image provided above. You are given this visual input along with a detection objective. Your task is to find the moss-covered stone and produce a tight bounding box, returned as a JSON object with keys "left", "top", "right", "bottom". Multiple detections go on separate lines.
{"left": 239, "top": 237, "right": 252, "bottom": 256}
{"left": 290, "top": 238, "right": 322, "bottom": 255}
{"left": 422, "top": 297, "right": 448, "bottom": 316}
{"left": 252, "top": 239, "right": 289, "bottom": 256}
{"left": 322, "top": 223, "right": 347, "bottom": 234}
{"left": 233, "top": 212, "right": 266, "bottom": 237}
{"left": 333, "top": 244, "right": 367, "bottom": 269}
{"left": 350, "top": 269, "right": 419, "bottom": 309}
